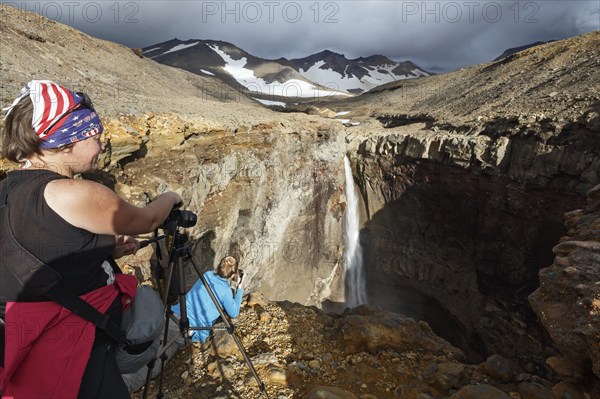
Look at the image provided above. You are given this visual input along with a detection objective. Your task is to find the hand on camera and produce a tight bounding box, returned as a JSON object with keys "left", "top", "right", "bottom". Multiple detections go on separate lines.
{"left": 237, "top": 272, "right": 245, "bottom": 290}
{"left": 113, "top": 235, "right": 139, "bottom": 258}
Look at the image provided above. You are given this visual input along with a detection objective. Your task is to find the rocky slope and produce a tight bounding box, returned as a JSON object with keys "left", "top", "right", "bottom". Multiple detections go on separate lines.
{"left": 1, "top": 4, "right": 600, "bottom": 398}
{"left": 136, "top": 290, "right": 598, "bottom": 399}
{"left": 0, "top": 5, "right": 277, "bottom": 122}
{"left": 493, "top": 41, "right": 556, "bottom": 61}
{"left": 322, "top": 31, "right": 599, "bottom": 128}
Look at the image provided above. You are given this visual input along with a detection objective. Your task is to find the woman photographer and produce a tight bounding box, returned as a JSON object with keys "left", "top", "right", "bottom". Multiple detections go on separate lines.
{"left": 0, "top": 80, "right": 182, "bottom": 398}
{"left": 172, "top": 255, "right": 244, "bottom": 343}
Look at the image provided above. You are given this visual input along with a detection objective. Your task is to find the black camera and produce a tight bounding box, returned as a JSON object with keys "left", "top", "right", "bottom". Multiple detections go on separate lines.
{"left": 238, "top": 269, "right": 244, "bottom": 282}
{"left": 161, "top": 209, "right": 197, "bottom": 229}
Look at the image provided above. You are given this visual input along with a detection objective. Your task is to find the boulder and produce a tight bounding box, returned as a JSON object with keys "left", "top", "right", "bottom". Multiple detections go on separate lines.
{"left": 207, "top": 327, "right": 240, "bottom": 358}
{"left": 545, "top": 356, "right": 581, "bottom": 381}
{"left": 518, "top": 382, "right": 554, "bottom": 399}
{"left": 248, "top": 292, "right": 271, "bottom": 307}
{"left": 450, "top": 384, "right": 511, "bottom": 399}
{"left": 483, "top": 354, "right": 516, "bottom": 383}
{"left": 552, "top": 381, "right": 589, "bottom": 399}
{"left": 423, "top": 362, "right": 466, "bottom": 390}
{"left": 337, "top": 305, "right": 465, "bottom": 361}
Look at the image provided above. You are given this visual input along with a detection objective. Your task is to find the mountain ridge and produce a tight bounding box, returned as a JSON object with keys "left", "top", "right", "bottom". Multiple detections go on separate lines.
{"left": 142, "top": 38, "right": 431, "bottom": 97}
{"left": 494, "top": 40, "right": 557, "bottom": 61}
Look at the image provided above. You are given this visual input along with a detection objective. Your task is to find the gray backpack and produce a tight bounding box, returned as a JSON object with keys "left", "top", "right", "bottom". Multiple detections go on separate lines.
{"left": 116, "top": 285, "right": 165, "bottom": 373}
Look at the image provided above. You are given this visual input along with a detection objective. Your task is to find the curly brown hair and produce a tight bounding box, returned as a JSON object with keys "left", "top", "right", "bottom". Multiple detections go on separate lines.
{"left": 215, "top": 255, "right": 239, "bottom": 279}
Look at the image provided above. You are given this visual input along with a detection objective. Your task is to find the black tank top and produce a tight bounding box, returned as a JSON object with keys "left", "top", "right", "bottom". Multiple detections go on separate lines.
{"left": 0, "top": 169, "right": 115, "bottom": 307}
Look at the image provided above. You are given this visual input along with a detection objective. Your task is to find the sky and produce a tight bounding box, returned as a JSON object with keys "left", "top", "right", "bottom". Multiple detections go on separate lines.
{"left": 3, "top": 0, "right": 599, "bottom": 72}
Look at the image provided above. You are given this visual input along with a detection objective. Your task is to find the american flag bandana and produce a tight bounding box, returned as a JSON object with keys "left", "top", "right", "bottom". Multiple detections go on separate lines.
{"left": 3, "top": 80, "right": 103, "bottom": 149}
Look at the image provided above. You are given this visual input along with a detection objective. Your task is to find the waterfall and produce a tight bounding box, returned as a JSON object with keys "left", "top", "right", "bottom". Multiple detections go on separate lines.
{"left": 343, "top": 156, "right": 367, "bottom": 307}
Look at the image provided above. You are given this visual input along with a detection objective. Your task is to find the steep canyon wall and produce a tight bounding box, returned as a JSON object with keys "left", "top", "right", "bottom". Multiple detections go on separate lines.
{"left": 350, "top": 115, "right": 600, "bottom": 365}
{"left": 98, "top": 114, "right": 348, "bottom": 306}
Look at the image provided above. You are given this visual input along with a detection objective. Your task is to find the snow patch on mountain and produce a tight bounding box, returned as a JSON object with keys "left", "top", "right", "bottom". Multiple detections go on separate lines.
{"left": 410, "top": 69, "right": 430, "bottom": 77}
{"left": 158, "top": 42, "right": 200, "bottom": 57}
{"left": 209, "top": 45, "right": 348, "bottom": 98}
{"left": 253, "top": 98, "right": 286, "bottom": 107}
{"left": 300, "top": 61, "right": 425, "bottom": 93}
{"left": 301, "top": 61, "right": 364, "bottom": 92}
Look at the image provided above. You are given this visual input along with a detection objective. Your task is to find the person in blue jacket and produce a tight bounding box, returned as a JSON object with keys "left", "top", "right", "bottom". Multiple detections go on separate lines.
{"left": 172, "top": 255, "right": 244, "bottom": 343}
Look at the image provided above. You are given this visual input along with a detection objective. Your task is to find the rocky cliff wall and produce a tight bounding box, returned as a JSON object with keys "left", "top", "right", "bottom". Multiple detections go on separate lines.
{"left": 350, "top": 115, "right": 600, "bottom": 367}
{"left": 95, "top": 113, "right": 348, "bottom": 307}
{"left": 530, "top": 185, "right": 600, "bottom": 381}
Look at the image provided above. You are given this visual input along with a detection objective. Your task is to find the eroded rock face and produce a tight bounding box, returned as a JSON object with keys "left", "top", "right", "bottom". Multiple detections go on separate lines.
{"left": 353, "top": 123, "right": 600, "bottom": 365}
{"left": 102, "top": 113, "right": 347, "bottom": 307}
{"left": 529, "top": 185, "right": 600, "bottom": 379}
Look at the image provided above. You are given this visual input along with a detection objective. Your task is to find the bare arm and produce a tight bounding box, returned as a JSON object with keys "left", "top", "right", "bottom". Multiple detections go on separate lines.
{"left": 44, "top": 179, "right": 182, "bottom": 236}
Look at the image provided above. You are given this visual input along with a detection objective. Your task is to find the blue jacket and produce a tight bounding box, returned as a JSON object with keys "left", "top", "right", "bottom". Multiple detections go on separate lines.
{"left": 171, "top": 271, "right": 243, "bottom": 343}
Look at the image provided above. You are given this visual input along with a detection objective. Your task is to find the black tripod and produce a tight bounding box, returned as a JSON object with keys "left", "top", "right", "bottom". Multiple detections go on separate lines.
{"left": 140, "top": 217, "right": 268, "bottom": 399}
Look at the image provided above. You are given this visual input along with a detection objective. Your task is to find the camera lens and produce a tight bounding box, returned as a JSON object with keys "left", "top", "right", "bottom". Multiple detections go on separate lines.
{"left": 176, "top": 210, "right": 197, "bottom": 228}
{"left": 161, "top": 209, "right": 198, "bottom": 230}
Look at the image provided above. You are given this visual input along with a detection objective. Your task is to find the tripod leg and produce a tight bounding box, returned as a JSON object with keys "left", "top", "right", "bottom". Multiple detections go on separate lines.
{"left": 176, "top": 257, "right": 190, "bottom": 336}
{"left": 143, "top": 257, "right": 178, "bottom": 399}
{"left": 140, "top": 312, "right": 169, "bottom": 399}
{"left": 141, "top": 358, "right": 156, "bottom": 399}
{"left": 160, "top": 257, "right": 176, "bottom": 310}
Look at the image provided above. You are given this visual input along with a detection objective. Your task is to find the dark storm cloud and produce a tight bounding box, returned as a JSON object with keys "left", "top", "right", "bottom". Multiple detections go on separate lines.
{"left": 3, "top": 0, "right": 599, "bottom": 72}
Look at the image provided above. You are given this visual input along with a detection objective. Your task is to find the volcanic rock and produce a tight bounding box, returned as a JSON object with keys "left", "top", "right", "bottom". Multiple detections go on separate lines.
{"left": 450, "top": 384, "right": 511, "bottom": 399}
{"left": 529, "top": 184, "right": 600, "bottom": 379}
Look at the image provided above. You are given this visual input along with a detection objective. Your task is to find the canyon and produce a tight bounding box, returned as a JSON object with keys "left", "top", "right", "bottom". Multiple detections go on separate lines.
{"left": 1, "top": 5, "right": 599, "bottom": 398}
